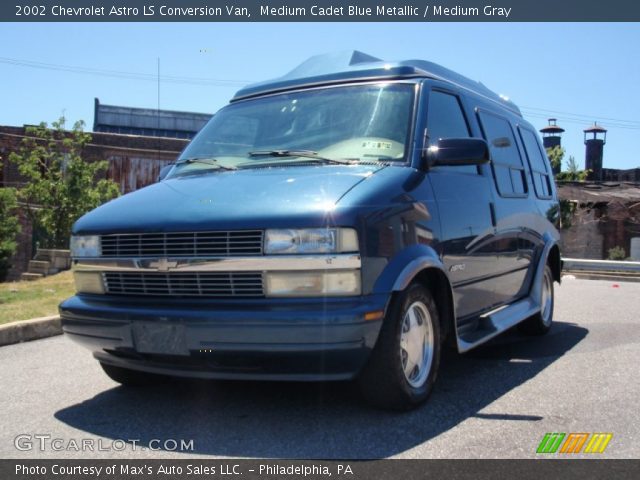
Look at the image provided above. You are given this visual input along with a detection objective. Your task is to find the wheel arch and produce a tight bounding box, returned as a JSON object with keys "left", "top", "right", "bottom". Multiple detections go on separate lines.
{"left": 387, "top": 254, "right": 456, "bottom": 347}
{"left": 547, "top": 243, "right": 562, "bottom": 284}
{"left": 410, "top": 267, "right": 455, "bottom": 345}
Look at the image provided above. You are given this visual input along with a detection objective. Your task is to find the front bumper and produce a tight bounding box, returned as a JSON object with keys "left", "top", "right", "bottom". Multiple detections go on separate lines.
{"left": 59, "top": 293, "right": 389, "bottom": 381}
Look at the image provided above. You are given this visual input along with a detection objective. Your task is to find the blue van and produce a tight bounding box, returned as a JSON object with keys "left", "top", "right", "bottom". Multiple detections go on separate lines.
{"left": 60, "top": 51, "right": 561, "bottom": 410}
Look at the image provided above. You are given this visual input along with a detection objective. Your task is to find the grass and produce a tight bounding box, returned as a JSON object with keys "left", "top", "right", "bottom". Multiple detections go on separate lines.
{"left": 0, "top": 270, "right": 75, "bottom": 325}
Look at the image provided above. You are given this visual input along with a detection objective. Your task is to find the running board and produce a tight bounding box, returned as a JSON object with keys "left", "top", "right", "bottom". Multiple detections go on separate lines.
{"left": 455, "top": 235, "right": 556, "bottom": 353}
{"left": 456, "top": 296, "right": 540, "bottom": 353}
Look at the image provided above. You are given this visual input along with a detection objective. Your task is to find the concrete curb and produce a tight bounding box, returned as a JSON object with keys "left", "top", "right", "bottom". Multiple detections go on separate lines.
{"left": 0, "top": 315, "right": 62, "bottom": 347}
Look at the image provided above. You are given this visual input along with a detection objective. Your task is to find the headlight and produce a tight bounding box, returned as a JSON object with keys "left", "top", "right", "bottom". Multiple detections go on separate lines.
{"left": 265, "top": 271, "right": 361, "bottom": 297}
{"left": 70, "top": 235, "right": 100, "bottom": 258}
{"left": 264, "top": 228, "right": 358, "bottom": 254}
{"left": 73, "top": 271, "right": 105, "bottom": 294}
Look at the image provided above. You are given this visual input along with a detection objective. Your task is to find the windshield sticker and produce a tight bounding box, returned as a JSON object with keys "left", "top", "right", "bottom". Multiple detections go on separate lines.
{"left": 361, "top": 141, "right": 393, "bottom": 150}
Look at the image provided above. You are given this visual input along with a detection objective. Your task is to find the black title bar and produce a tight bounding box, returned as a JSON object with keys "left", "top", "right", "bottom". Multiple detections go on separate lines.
{"left": 3, "top": 459, "right": 640, "bottom": 480}
{"left": 4, "top": 0, "right": 640, "bottom": 22}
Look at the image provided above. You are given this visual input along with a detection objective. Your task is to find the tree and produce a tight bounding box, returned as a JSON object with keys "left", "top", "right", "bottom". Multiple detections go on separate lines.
{"left": 0, "top": 188, "right": 21, "bottom": 281}
{"left": 558, "top": 199, "right": 577, "bottom": 229}
{"left": 8, "top": 117, "right": 120, "bottom": 249}
{"left": 546, "top": 145, "right": 564, "bottom": 173}
{"left": 556, "top": 155, "right": 590, "bottom": 182}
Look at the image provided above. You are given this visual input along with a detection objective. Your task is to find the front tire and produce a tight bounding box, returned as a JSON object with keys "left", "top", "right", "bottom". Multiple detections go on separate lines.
{"left": 519, "top": 264, "right": 555, "bottom": 335}
{"left": 358, "top": 283, "right": 441, "bottom": 410}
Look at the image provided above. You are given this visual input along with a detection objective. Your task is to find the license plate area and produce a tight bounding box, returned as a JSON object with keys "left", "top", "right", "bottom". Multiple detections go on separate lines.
{"left": 132, "top": 322, "right": 189, "bottom": 356}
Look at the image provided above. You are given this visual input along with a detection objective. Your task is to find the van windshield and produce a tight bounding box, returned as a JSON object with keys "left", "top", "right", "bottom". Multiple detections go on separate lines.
{"left": 171, "top": 83, "right": 415, "bottom": 176}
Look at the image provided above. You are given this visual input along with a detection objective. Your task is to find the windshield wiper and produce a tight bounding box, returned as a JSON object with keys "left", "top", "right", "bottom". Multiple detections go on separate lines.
{"left": 177, "top": 157, "right": 236, "bottom": 171}
{"left": 247, "top": 150, "right": 352, "bottom": 165}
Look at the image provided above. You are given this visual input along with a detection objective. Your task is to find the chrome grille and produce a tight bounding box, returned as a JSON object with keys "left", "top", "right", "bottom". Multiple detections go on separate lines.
{"left": 100, "top": 231, "right": 263, "bottom": 257}
{"left": 103, "top": 272, "right": 264, "bottom": 297}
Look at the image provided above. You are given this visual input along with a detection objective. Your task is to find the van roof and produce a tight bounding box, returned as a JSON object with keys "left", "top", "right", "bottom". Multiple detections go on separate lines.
{"left": 231, "top": 50, "right": 521, "bottom": 116}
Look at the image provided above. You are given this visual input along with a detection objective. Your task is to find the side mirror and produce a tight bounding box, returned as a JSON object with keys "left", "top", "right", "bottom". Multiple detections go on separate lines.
{"left": 426, "top": 138, "right": 490, "bottom": 168}
{"left": 157, "top": 163, "right": 174, "bottom": 182}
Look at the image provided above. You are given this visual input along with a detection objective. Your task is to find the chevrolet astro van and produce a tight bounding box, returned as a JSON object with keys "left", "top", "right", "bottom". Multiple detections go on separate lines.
{"left": 60, "top": 51, "right": 561, "bottom": 409}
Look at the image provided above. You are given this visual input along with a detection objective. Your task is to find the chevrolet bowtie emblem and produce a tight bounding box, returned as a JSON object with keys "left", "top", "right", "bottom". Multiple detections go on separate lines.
{"left": 148, "top": 258, "right": 179, "bottom": 272}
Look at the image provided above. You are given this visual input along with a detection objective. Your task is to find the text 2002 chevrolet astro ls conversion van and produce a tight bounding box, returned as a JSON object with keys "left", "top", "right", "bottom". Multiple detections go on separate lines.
{"left": 60, "top": 51, "right": 561, "bottom": 410}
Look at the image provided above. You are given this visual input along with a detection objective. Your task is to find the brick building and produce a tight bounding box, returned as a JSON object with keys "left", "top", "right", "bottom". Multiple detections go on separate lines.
{"left": 0, "top": 100, "right": 214, "bottom": 280}
{"left": 557, "top": 182, "right": 640, "bottom": 260}
{"left": 1, "top": 125, "right": 188, "bottom": 192}
{"left": 602, "top": 167, "right": 640, "bottom": 183}
{"left": 0, "top": 124, "right": 198, "bottom": 279}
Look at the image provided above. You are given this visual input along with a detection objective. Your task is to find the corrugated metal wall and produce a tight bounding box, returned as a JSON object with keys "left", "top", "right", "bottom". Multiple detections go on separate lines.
{"left": 106, "top": 155, "right": 174, "bottom": 193}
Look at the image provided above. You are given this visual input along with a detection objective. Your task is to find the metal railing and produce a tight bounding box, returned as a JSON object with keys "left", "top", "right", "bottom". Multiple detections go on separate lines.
{"left": 563, "top": 258, "right": 640, "bottom": 274}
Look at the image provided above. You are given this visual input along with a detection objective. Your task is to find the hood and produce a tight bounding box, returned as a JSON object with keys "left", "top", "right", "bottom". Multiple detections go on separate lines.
{"left": 73, "top": 164, "right": 384, "bottom": 234}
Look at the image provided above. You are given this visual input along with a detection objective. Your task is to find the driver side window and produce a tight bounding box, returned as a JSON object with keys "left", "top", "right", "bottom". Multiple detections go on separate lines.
{"left": 427, "top": 91, "right": 478, "bottom": 174}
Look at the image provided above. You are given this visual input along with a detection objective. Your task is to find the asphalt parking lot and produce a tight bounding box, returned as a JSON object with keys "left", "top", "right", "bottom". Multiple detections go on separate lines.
{"left": 1, "top": 277, "right": 638, "bottom": 459}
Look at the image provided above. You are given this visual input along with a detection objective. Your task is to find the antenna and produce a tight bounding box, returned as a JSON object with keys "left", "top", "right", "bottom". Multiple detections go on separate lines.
{"left": 157, "top": 57, "right": 160, "bottom": 133}
{"left": 156, "top": 57, "right": 161, "bottom": 170}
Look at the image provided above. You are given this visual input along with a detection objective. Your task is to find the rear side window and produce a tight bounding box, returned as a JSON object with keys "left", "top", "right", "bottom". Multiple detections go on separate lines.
{"left": 426, "top": 91, "right": 477, "bottom": 174}
{"left": 478, "top": 111, "right": 527, "bottom": 196}
{"left": 519, "top": 127, "right": 553, "bottom": 198}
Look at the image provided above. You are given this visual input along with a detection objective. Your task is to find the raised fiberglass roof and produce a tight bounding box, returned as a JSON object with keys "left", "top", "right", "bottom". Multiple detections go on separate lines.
{"left": 232, "top": 50, "right": 521, "bottom": 115}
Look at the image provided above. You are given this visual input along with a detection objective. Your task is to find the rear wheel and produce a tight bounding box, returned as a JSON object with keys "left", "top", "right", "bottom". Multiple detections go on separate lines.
{"left": 100, "top": 362, "right": 166, "bottom": 387}
{"left": 519, "top": 264, "right": 554, "bottom": 335}
{"left": 358, "top": 283, "right": 441, "bottom": 410}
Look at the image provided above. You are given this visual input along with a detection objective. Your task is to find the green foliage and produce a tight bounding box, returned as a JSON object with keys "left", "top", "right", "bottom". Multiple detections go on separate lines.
{"left": 559, "top": 199, "right": 577, "bottom": 229}
{"left": 607, "top": 246, "right": 627, "bottom": 261}
{"left": 556, "top": 156, "right": 591, "bottom": 182}
{"left": 8, "top": 118, "right": 120, "bottom": 249}
{"left": 546, "top": 145, "right": 564, "bottom": 173}
{"left": 546, "top": 199, "right": 577, "bottom": 230}
{"left": 0, "top": 188, "right": 21, "bottom": 281}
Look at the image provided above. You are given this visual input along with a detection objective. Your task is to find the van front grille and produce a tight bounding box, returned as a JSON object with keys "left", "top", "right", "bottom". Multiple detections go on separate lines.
{"left": 100, "top": 231, "right": 264, "bottom": 257}
{"left": 103, "top": 272, "right": 264, "bottom": 297}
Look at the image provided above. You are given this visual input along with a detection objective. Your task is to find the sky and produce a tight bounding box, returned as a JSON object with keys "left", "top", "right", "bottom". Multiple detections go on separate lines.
{"left": 1, "top": 22, "right": 639, "bottom": 170}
